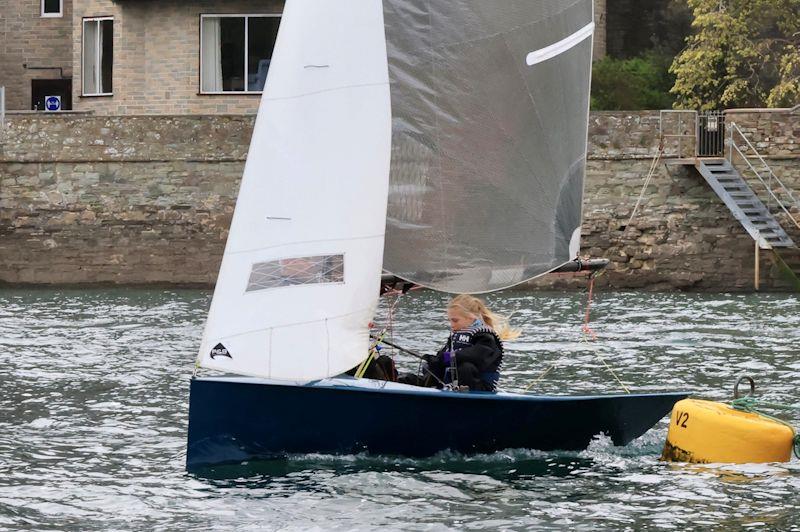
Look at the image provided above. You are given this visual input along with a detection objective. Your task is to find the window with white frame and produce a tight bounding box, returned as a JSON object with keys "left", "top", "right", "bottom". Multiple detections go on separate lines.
{"left": 41, "top": 0, "right": 62, "bottom": 17}
{"left": 200, "top": 14, "right": 281, "bottom": 93}
{"left": 82, "top": 17, "right": 113, "bottom": 96}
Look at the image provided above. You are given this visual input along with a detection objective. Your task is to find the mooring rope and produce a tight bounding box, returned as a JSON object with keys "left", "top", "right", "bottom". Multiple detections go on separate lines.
{"left": 731, "top": 396, "right": 800, "bottom": 459}
{"left": 625, "top": 143, "right": 664, "bottom": 231}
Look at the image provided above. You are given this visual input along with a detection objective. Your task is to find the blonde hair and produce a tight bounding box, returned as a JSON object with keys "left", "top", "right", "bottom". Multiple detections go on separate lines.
{"left": 447, "top": 294, "right": 520, "bottom": 341}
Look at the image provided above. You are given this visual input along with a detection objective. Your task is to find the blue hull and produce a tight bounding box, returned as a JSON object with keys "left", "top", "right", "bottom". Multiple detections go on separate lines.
{"left": 186, "top": 377, "right": 689, "bottom": 470}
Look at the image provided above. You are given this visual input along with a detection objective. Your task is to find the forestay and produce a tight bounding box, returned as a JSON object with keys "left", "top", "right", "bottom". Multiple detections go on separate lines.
{"left": 196, "top": 0, "right": 391, "bottom": 381}
{"left": 382, "top": 0, "right": 595, "bottom": 293}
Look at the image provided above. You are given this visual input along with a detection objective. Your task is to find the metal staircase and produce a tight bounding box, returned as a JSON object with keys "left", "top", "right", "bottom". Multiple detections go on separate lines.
{"left": 659, "top": 111, "right": 800, "bottom": 289}
{"left": 694, "top": 158, "right": 794, "bottom": 249}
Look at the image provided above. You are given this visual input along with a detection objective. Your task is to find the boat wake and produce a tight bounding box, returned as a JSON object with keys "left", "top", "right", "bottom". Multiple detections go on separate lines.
{"left": 189, "top": 429, "right": 673, "bottom": 481}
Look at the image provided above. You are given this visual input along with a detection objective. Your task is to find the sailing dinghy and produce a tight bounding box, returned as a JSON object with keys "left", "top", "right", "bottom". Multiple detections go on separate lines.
{"left": 186, "top": 0, "right": 689, "bottom": 470}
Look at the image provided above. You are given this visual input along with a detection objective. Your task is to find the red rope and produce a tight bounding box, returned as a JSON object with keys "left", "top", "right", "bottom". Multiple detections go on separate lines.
{"left": 582, "top": 274, "right": 597, "bottom": 341}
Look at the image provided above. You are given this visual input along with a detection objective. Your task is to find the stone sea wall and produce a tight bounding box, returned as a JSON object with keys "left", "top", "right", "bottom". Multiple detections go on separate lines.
{"left": 536, "top": 109, "right": 800, "bottom": 291}
{"left": 0, "top": 109, "right": 798, "bottom": 290}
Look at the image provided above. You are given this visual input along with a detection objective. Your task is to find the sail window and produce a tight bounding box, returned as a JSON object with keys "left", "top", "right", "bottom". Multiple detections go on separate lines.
{"left": 82, "top": 18, "right": 113, "bottom": 96}
{"left": 246, "top": 255, "right": 345, "bottom": 292}
{"left": 200, "top": 14, "right": 281, "bottom": 93}
{"left": 41, "top": 0, "right": 62, "bottom": 17}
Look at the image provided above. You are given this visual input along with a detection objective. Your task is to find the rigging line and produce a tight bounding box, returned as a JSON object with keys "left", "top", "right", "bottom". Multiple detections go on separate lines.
{"left": 523, "top": 271, "right": 630, "bottom": 394}
{"left": 592, "top": 351, "right": 631, "bottom": 394}
{"left": 358, "top": 293, "right": 406, "bottom": 379}
{"left": 579, "top": 274, "right": 630, "bottom": 394}
{"left": 370, "top": 335, "right": 448, "bottom": 389}
{"left": 386, "top": 292, "right": 400, "bottom": 358}
{"left": 581, "top": 273, "right": 597, "bottom": 341}
{"left": 372, "top": 292, "right": 405, "bottom": 343}
{"left": 522, "top": 272, "right": 598, "bottom": 393}
{"left": 354, "top": 348, "right": 376, "bottom": 379}
{"left": 523, "top": 364, "right": 555, "bottom": 392}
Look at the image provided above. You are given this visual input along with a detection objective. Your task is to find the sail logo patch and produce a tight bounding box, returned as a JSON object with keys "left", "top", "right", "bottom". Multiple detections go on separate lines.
{"left": 210, "top": 343, "right": 232, "bottom": 360}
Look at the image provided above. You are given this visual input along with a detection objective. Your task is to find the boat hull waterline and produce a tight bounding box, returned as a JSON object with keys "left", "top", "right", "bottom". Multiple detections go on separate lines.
{"left": 185, "top": 377, "right": 690, "bottom": 470}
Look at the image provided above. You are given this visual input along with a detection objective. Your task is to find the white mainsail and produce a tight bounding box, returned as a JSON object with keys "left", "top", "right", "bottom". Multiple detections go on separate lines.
{"left": 197, "top": 0, "right": 391, "bottom": 380}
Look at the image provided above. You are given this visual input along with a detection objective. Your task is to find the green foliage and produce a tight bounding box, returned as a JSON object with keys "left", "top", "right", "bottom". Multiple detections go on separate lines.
{"left": 591, "top": 53, "right": 676, "bottom": 110}
{"left": 671, "top": 0, "right": 800, "bottom": 109}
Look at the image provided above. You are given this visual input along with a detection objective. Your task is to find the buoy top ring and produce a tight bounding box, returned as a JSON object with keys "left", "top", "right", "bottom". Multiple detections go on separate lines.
{"left": 734, "top": 375, "right": 756, "bottom": 399}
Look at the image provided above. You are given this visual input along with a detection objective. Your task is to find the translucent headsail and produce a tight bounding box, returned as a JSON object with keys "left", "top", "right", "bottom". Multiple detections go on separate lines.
{"left": 196, "top": 0, "right": 391, "bottom": 381}
{"left": 382, "top": 0, "right": 594, "bottom": 293}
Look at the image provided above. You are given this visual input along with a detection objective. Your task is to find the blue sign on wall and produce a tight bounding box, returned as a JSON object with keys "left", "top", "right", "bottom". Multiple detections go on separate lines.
{"left": 45, "top": 95, "right": 62, "bottom": 112}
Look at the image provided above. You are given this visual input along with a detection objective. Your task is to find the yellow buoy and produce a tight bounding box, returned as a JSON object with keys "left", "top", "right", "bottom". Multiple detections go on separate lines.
{"left": 661, "top": 398, "right": 795, "bottom": 464}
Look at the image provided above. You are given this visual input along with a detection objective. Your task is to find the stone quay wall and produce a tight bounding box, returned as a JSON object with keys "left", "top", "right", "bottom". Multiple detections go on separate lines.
{"left": 0, "top": 109, "right": 798, "bottom": 290}
{"left": 540, "top": 109, "right": 800, "bottom": 291}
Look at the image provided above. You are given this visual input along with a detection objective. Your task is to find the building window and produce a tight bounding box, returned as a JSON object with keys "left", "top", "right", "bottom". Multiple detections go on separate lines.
{"left": 41, "top": 0, "right": 62, "bottom": 17}
{"left": 82, "top": 18, "right": 113, "bottom": 96}
{"left": 200, "top": 14, "right": 281, "bottom": 94}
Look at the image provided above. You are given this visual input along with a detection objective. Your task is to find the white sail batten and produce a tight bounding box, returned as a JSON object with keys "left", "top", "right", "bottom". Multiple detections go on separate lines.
{"left": 197, "top": 0, "right": 391, "bottom": 381}
{"left": 526, "top": 22, "right": 595, "bottom": 66}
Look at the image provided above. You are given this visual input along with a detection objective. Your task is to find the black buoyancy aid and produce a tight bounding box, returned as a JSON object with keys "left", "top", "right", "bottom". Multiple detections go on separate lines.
{"left": 448, "top": 324, "right": 503, "bottom": 354}
{"left": 447, "top": 324, "right": 504, "bottom": 387}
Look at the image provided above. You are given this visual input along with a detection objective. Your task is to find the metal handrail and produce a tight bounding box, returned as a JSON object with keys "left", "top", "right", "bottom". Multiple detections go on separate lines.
{"left": 659, "top": 109, "right": 697, "bottom": 158}
{"left": 728, "top": 121, "right": 800, "bottom": 230}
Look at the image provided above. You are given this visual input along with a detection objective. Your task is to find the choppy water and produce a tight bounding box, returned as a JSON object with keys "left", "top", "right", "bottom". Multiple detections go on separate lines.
{"left": 1, "top": 288, "right": 798, "bottom": 531}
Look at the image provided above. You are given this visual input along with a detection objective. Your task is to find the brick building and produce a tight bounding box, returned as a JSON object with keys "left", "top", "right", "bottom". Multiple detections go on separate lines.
{"left": 0, "top": 0, "right": 74, "bottom": 111}
{"left": 72, "top": 0, "right": 282, "bottom": 114}
{"left": 1, "top": 0, "right": 608, "bottom": 115}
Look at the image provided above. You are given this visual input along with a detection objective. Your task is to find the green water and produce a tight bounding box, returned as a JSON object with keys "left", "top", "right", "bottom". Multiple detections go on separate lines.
{"left": 1, "top": 289, "right": 798, "bottom": 530}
